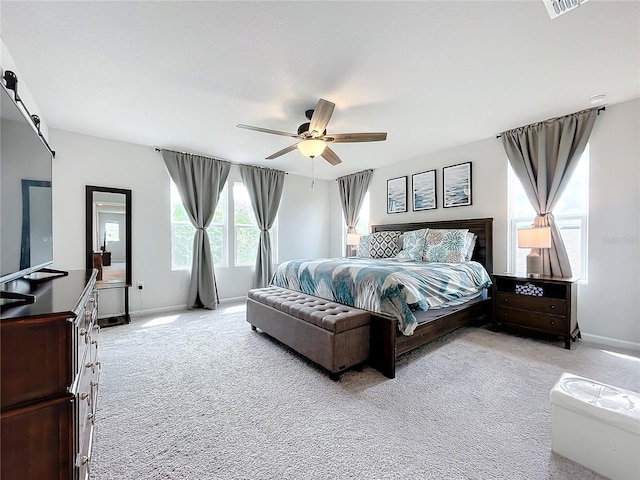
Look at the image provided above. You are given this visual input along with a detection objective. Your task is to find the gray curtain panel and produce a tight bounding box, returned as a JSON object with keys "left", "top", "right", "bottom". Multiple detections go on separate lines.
{"left": 239, "top": 164, "right": 285, "bottom": 288}
{"left": 501, "top": 108, "right": 598, "bottom": 277}
{"left": 162, "top": 149, "right": 231, "bottom": 309}
{"left": 337, "top": 169, "right": 373, "bottom": 254}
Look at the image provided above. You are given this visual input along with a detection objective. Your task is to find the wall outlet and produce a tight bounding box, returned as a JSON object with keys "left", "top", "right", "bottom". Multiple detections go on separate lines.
{"left": 137, "top": 281, "right": 144, "bottom": 290}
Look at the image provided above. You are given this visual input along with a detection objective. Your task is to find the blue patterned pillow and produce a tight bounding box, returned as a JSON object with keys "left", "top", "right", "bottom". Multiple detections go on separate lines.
{"left": 369, "top": 231, "right": 401, "bottom": 258}
{"left": 422, "top": 229, "right": 469, "bottom": 263}
{"left": 396, "top": 228, "right": 428, "bottom": 261}
{"left": 357, "top": 231, "right": 401, "bottom": 258}
{"left": 356, "top": 234, "right": 372, "bottom": 258}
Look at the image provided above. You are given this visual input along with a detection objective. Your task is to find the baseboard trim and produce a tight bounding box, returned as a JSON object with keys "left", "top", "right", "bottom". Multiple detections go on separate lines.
{"left": 581, "top": 333, "right": 640, "bottom": 352}
{"left": 106, "top": 296, "right": 248, "bottom": 319}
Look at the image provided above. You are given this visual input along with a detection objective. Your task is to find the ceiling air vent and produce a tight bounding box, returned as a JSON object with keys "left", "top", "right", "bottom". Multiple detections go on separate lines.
{"left": 542, "top": 0, "right": 589, "bottom": 19}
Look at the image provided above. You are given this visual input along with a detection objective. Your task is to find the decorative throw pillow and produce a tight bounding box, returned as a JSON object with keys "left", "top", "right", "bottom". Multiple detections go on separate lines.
{"left": 422, "top": 229, "right": 470, "bottom": 263}
{"left": 464, "top": 233, "right": 478, "bottom": 261}
{"left": 396, "top": 228, "right": 428, "bottom": 261}
{"left": 367, "top": 231, "right": 402, "bottom": 259}
{"left": 356, "top": 234, "right": 372, "bottom": 258}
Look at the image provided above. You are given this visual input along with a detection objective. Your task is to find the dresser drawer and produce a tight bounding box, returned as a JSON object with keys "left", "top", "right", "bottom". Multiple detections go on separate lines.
{"left": 496, "top": 292, "right": 566, "bottom": 315}
{"left": 1, "top": 395, "right": 74, "bottom": 480}
{"left": 0, "top": 317, "right": 72, "bottom": 409}
{"left": 495, "top": 307, "right": 566, "bottom": 334}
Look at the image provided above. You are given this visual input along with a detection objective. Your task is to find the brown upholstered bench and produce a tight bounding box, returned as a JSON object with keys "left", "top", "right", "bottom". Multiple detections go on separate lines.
{"left": 247, "top": 286, "right": 371, "bottom": 380}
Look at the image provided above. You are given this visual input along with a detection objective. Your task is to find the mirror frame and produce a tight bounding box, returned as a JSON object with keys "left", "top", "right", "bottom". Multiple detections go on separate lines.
{"left": 85, "top": 185, "right": 132, "bottom": 286}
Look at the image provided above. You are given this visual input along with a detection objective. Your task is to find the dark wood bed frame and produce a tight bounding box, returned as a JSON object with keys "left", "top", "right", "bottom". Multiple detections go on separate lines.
{"left": 367, "top": 217, "right": 493, "bottom": 378}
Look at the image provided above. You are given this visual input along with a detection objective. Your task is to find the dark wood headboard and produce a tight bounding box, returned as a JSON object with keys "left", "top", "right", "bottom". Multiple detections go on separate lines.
{"left": 371, "top": 217, "right": 493, "bottom": 275}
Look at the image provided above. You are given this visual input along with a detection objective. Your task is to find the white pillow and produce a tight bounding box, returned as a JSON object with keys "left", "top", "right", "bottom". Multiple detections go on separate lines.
{"left": 464, "top": 233, "right": 478, "bottom": 261}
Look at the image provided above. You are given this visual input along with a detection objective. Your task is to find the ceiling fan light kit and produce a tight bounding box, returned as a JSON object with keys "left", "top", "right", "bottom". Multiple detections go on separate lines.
{"left": 297, "top": 139, "right": 326, "bottom": 158}
{"left": 237, "top": 98, "right": 387, "bottom": 166}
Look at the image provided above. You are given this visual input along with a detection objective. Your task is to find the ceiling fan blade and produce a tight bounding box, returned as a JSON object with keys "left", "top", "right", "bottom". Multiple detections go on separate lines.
{"left": 321, "top": 146, "right": 342, "bottom": 166}
{"left": 308, "top": 99, "right": 335, "bottom": 137}
{"left": 325, "top": 132, "right": 387, "bottom": 143}
{"left": 237, "top": 124, "right": 302, "bottom": 138}
{"left": 266, "top": 144, "right": 299, "bottom": 160}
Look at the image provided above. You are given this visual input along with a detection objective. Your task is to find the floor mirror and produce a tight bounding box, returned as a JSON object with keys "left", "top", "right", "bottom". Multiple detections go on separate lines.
{"left": 85, "top": 185, "right": 132, "bottom": 323}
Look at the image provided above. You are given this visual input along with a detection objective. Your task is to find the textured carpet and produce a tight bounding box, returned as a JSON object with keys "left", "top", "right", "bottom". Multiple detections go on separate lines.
{"left": 90, "top": 302, "right": 640, "bottom": 480}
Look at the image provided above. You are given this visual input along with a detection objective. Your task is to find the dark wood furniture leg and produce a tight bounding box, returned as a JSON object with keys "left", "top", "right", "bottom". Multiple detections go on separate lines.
{"left": 368, "top": 315, "right": 397, "bottom": 379}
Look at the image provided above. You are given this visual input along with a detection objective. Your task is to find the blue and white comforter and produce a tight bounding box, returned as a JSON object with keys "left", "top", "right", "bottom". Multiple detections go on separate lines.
{"left": 270, "top": 257, "right": 492, "bottom": 336}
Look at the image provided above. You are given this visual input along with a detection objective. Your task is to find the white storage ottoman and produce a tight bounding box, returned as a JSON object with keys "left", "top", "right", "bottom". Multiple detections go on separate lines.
{"left": 550, "top": 372, "right": 640, "bottom": 480}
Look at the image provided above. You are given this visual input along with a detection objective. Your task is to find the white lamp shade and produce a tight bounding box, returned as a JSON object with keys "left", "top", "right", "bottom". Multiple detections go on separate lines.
{"left": 346, "top": 233, "right": 361, "bottom": 246}
{"left": 297, "top": 139, "right": 326, "bottom": 158}
{"left": 518, "top": 227, "right": 551, "bottom": 249}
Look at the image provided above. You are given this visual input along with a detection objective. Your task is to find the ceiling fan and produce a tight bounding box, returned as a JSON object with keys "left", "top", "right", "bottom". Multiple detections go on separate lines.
{"left": 236, "top": 98, "right": 387, "bottom": 166}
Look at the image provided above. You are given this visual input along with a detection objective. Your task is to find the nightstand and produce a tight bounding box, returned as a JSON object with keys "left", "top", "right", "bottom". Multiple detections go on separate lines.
{"left": 492, "top": 273, "right": 580, "bottom": 349}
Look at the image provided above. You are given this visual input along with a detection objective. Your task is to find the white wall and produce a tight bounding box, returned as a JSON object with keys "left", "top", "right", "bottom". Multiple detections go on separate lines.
{"left": 363, "top": 99, "right": 640, "bottom": 349}
{"left": 368, "top": 137, "right": 509, "bottom": 274}
{"left": 50, "top": 129, "right": 332, "bottom": 317}
{"left": 581, "top": 99, "right": 639, "bottom": 349}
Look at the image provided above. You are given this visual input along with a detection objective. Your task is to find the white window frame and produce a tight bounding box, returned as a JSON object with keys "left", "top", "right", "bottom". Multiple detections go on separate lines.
{"left": 232, "top": 181, "right": 278, "bottom": 267}
{"left": 507, "top": 148, "right": 589, "bottom": 282}
{"left": 170, "top": 181, "right": 228, "bottom": 269}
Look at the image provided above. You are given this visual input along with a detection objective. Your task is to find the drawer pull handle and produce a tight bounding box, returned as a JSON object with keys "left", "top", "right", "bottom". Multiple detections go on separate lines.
{"left": 80, "top": 455, "right": 90, "bottom": 466}
{"left": 550, "top": 305, "right": 556, "bottom": 309}
{"left": 79, "top": 328, "right": 87, "bottom": 336}
{"left": 79, "top": 392, "right": 89, "bottom": 400}
{"left": 87, "top": 413, "right": 95, "bottom": 424}
{"left": 503, "top": 298, "right": 508, "bottom": 302}
{"left": 550, "top": 321, "right": 556, "bottom": 325}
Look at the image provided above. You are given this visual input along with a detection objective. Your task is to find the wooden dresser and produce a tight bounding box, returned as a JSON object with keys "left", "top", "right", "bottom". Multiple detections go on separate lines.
{"left": 1, "top": 269, "right": 100, "bottom": 480}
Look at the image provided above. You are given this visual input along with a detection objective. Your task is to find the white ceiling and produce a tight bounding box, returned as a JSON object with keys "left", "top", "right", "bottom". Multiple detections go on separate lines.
{"left": 1, "top": 1, "right": 638, "bottom": 180}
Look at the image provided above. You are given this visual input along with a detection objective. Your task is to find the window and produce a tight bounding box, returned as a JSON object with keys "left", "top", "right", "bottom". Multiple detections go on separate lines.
{"left": 354, "top": 192, "right": 370, "bottom": 235}
{"left": 234, "top": 182, "right": 264, "bottom": 266}
{"left": 508, "top": 146, "right": 589, "bottom": 280}
{"left": 170, "top": 181, "right": 227, "bottom": 268}
{"left": 170, "top": 179, "right": 277, "bottom": 270}
{"left": 104, "top": 221, "right": 120, "bottom": 242}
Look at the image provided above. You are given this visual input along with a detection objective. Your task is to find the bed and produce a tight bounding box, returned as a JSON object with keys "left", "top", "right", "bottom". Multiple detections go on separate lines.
{"left": 265, "top": 217, "right": 494, "bottom": 378}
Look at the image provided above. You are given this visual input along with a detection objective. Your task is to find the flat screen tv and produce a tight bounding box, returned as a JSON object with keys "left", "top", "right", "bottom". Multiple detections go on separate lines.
{"left": 1, "top": 84, "right": 54, "bottom": 286}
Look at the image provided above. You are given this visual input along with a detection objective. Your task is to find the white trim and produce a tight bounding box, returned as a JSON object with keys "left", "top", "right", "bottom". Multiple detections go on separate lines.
{"left": 100, "top": 296, "right": 247, "bottom": 320}
{"left": 581, "top": 333, "right": 640, "bottom": 352}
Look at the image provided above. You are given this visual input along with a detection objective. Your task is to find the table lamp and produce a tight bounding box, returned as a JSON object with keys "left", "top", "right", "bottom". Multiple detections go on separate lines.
{"left": 346, "top": 233, "right": 361, "bottom": 257}
{"left": 518, "top": 226, "right": 551, "bottom": 278}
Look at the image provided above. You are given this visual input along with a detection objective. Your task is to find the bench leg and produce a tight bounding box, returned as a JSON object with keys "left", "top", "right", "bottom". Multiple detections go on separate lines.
{"left": 250, "top": 324, "right": 257, "bottom": 331}
{"left": 329, "top": 372, "right": 341, "bottom": 382}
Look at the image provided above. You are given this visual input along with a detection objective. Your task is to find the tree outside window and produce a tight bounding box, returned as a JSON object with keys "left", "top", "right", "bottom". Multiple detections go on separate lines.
{"left": 170, "top": 182, "right": 226, "bottom": 268}
{"left": 234, "top": 182, "right": 262, "bottom": 266}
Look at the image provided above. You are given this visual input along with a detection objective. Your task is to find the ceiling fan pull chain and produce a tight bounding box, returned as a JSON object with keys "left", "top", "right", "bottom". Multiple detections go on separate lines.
{"left": 311, "top": 157, "right": 315, "bottom": 189}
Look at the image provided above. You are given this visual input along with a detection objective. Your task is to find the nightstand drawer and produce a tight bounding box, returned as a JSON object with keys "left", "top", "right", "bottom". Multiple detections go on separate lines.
{"left": 496, "top": 292, "right": 566, "bottom": 315}
{"left": 496, "top": 307, "right": 565, "bottom": 333}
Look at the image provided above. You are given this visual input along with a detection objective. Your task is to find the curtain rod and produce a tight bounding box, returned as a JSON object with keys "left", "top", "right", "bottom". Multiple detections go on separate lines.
{"left": 495, "top": 106, "right": 605, "bottom": 139}
{"left": 154, "top": 147, "right": 287, "bottom": 174}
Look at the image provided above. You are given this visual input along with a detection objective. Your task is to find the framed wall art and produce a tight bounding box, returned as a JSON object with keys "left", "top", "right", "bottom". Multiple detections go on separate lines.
{"left": 387, "top": 176, "right": 407, "bottom": 214}
{"left": 412, "top": 170, "right": 436, "bottom": 211}
{"left": 443, "top": 162, "right": 472, "bottom": 208}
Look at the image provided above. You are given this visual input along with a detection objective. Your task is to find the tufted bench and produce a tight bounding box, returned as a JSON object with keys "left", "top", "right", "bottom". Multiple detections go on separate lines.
{"left": 247, "top": 286, "right": 371, "bottom": 380}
